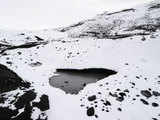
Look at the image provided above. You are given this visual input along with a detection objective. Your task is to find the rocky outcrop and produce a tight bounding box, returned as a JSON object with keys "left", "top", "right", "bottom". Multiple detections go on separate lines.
{"left": 58, "top": 0, "right": 160, "bottom": 40}
{"left": 0, "top": 64, "right": 50, "bottom": 120}
{"left": 0, "top": 89, "right": 49, "bottom": 120}
{"left": 0, "top": 64, "right": 30, "bottom": 93}
{"left": 33, "top": 95, "right": 50, "bottom": 111}
{"left": 0, "top": 41, "right": 48, "bottom": 54}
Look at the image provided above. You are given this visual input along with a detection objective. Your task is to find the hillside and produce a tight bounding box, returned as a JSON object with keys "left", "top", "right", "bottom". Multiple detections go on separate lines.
{"left": 0, "top": 0, "right": 160, "bottom": 120}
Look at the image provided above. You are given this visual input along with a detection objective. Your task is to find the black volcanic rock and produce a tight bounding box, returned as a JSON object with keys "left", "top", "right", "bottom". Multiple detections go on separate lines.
{"left": 33, "top": 94, "right": 49, "bottom": 111}
{"left": 0, "top": 97, "right": 33, "bottom": 120}
{"left": 140, "top": 99, "right": 149, "bottom": 105}
{"left": 116, "top": 96, "right": 124, "bottom": 102}
{"left": 88, "top": 95, "right": 97, "bottom": 101}
{"left": 103, "top": 100, "right": 111, "bottom": 106}
{"left": 14, "top": 90, "right": 37, "bottom": 109}
{"left": 0, "top": 107, "right": 18, "bottom": 120}
{"left": 140, "top": 90, "right": 152, "bottom": 98}
{"left": 12, "top": 103, "right": 33, "bottom": 120}
{"left": 87, "top": 107, "right": 95, "bottom": 116}
{"left": 0, "top": 64, "right": 49, "bottom": 120}
{"left": 34, "top": 36, "right": 44, "bottom": 41}
{"left": 152, "top": 102, "right": 159, "bottom": 107}
{"left": 152, "top": 91, "right": 160, "bottom": 97}
{"left": 0, "top": 64, "right": 30, "bottom": 93}
{"left": 0, "top": 90, "right": 49, "bottom": 120}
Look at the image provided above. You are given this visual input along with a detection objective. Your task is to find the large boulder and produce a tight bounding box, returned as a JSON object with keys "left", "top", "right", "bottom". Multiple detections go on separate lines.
{"left": 0, "top": 64, "right": 30, "bottom": 93}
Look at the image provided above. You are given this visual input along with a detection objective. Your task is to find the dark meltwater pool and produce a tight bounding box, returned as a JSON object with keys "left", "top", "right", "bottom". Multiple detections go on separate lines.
{"left": 49, "top": 68, "right": 117, "bottom": 94}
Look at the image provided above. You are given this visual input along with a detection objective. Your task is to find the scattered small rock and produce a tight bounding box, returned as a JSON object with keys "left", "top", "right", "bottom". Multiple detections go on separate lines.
{"left": 140, "top": 99, "right": 149, "bottom": 105}
{"left": 88, "top": 95, "right": 96, "bottom": 101}
{"left": 87, "top": 107, "right": 95, "bottom": 116}
{"left": 29, "top": 62, "right": 42, "bottom": 67}
{"left": 117, "top": 107, "right": 122, "bottom": 111}
{"left": 152, "top": 103, "right": 159, "bottom": 107}
{"left": 140, "top": 90, "right": 152, "bottom": 98}
{"left": 103, "top": 100, "right": 111, "bottom": 106}
{"left": 152, "top": 91, "right": 160, "bottom": 97}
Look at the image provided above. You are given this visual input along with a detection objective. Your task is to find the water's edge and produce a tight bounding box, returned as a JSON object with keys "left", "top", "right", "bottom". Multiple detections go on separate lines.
{"left": 49, "top": 68, "right": 117, "bottom": 94}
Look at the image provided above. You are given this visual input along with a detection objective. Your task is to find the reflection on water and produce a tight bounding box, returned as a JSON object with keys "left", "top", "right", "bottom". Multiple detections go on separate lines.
{"left": 49, "top": 68, "right": 117, "bottom": 94}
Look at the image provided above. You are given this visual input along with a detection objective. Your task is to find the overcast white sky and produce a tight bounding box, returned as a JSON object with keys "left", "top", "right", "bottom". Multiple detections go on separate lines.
{"left": 0, "top": 0, "right": 152, "bottom": 30}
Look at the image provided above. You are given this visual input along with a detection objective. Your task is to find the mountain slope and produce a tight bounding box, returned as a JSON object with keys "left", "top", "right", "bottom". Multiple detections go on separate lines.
{"left": 0, "top": 0, "right": 160, "bottom": 120}
{"left": 58, "top": 0, "right": 160, "bottom": 39}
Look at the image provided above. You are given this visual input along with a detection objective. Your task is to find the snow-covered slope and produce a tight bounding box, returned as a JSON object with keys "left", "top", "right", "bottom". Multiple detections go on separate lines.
{"left": 0, "top": 0, "right": 160, "bottom": 120}
{"left": 58, "top": 0, "right": 160, "bottom": 39}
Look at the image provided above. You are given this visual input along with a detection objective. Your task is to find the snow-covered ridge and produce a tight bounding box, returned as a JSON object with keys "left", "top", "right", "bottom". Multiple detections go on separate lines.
{"left": 58, "top": 0, "right": 160, "bottom": 39}
{"left": 0, "top": 0, "right": 160, "bottom": 46}
{"left": 0, "top": 0, "right": 160, "bottom": 120}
